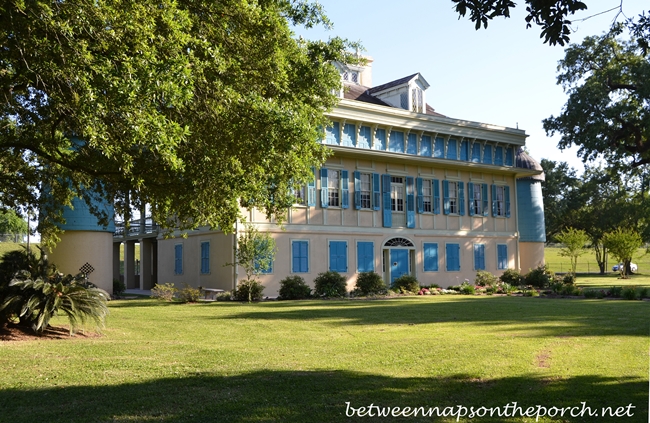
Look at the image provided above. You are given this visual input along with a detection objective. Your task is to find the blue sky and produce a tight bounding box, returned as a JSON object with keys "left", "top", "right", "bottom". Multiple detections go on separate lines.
{"left": 295, "top": 0, "right": 648, "bottom": 173}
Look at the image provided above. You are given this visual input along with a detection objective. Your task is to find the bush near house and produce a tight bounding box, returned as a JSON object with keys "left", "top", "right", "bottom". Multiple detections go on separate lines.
{"left": 178, "top": 284, "right": 202, "bottom": 303}
{"left": 313, "top": 271, "right": 347, "bottom": 298}
{"left": 499, "top": 269, "right": 523, "bottom": 286}
{"left": 234, "top": 280, "right": 265, "bottom": 302}
{"left": 474, "top": 270, "right": 498, "bottom": 287}
{"left": 151, "top": 283, "right": 177, "bottom": 301}
{"left": 524, "top": 264, "right": 554, "bottom": 288}
{"left": 352, "top": 272, "right": 387, "bottom": 296}
{"left": 278, "top": 276, "right": 311, "bottom": 300}
{"left": 391, "top": 275, "right": 419, "bottom": 294}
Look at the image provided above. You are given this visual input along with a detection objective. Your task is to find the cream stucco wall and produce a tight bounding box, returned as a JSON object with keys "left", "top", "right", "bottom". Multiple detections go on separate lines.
{"left": 519, "top": 242, "right": 546, "bottom": 274}
{"left": 48, "top": 231, "right": 114, "bottom": 294}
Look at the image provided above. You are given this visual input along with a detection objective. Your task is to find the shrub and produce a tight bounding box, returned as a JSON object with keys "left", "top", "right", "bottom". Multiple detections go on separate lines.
{"left": 459, "top": 281, "right": 475, "bottom": 295}
{"left": 560, "top": 284, "right": 581, "bottom": 296}
{"left": 313, "top": 271, "right": 347, "bottom": 298}
{"left": 562, "top": 273, "right": 576, "bottom": 284}
{"left": 178, "top": 283, "right": 202, "bottom": 303}
{"left": 0, "top": 246, "right": 49, "bottom": 325}
{"left": 234, "top": 279, "right": 265, "bottom": 302}
{"left": 524, "top": 264, "right": 554, "bottom": 289}
{"left": 583, "top": 289, "right": 605, "bottom": 299}
{"left": 499, "top": 269, "right": 522, "bottom": 286}
{"left": 278, "top": 276, "right": 311, "bottom": 300}
{"left": 353, "top": 272, "right": 387, "bottom": 296}
{"left": 113, "top": 278, "right": 126, "bottom": 297}
{"left": 391, "top": 275, "right": 419, "bottom": 294}
{"left": 474, "top": 270, "right": 498, "bottom": 287}
{"left": 549, "top": 280, "right": 564, "bottom": 294}
{"left": 216, "top": 291, "right": 232, "bottom": 301}
{"left": 621, "top": 286, "right": 638, "bottom": 300}
{"left": 522, "top": 288, "right": 539, "bottom": 297}
{"left": 151, "top": 283, "right": 177, "bottom": 301}
{"left": 608, "top": 286, "right": 623, "bottom": 298}
{"left": 638, "top": 287, "right": 649, "bottom": 299}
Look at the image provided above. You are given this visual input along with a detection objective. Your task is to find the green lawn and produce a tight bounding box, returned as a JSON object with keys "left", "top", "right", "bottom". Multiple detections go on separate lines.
{"left": 545, "top": 246, "right": 650, "bottom": 274}
{"left": 0, "top": 297, "right": 647, "bottom": 422}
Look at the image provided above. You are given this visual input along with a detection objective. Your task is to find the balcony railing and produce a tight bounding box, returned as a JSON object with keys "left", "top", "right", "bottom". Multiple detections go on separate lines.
{"left": 114, "top": 218, "right": 158, "bottom": 238}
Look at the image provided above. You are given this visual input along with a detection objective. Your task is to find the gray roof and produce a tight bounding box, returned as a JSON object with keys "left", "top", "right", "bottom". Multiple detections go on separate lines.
{"left": 343, "top": 83, "right": 391, "bottom": 106}
{"left": 367, "top": 73, "right": 419, "bottom": 95}
{"left": 515, "top": 148, "right": 545, "bottom": 181}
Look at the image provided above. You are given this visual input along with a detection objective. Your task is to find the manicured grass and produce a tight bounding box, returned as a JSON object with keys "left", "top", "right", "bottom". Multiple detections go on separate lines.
{"left": 545, "top": 246, "right": 650, "bottom": 274}
{"left": 0, "top": 242, "right": 40, "bottom": 257}
{"left": 0, "top": 296, "right": 647, "bottom": 422}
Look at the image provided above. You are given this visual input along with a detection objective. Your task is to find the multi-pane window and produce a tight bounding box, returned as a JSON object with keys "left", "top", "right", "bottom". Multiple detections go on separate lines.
{"left": 360, "top": 173, "right": 371, "bottom": 209}
{"left": 422, "top": 180, "right": 432, "bottom": 212}
{"left": 448, "top": 182, "right": 458, "bottom": 214}
{"left": 390, "top": 177, "right": 404, "bottom": 212}
{"left": 411, "top": 87, "right": 423, "bottom": 113}
{"left": 472, "top": 183, "right": 482, "bottom": 215}
{"left": 495, "top": 186, "right": 505, "bottom": 217}
{"left": 328, "top": 169, "right": 340, "bottom": 207}
{"left": 294, "top": 186, "right": 306, "bottom": 205}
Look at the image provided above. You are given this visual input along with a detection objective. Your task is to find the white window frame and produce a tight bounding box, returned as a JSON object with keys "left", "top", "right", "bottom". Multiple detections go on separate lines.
{"left": 328, "top": 169, "right": 340, "bottom": 208}
{"left": 359, "top": 173, "right": 372, "bottom": 209}
{"left": 448, "top": 181, "right": 458, "bottom": 214}
{"left": 496, "top": 185, "right": 506, "bottom": 217}
{"left": 473, "top": 183, "right": 482, "bottom": 215}
{"left": 422, "top": 179, "right": 432, "bottom": 213}
{"left": 390, "top": 176, "right": 404, "bottom": 212}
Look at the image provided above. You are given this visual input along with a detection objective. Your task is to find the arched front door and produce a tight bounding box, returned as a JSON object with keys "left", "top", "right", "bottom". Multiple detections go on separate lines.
{"left": 383, "top": 237, "right": 415, "bottom": 284}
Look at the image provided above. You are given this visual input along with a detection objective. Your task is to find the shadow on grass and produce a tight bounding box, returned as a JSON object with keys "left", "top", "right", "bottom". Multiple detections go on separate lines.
{"left": 0, "top": 370, "right": 646, "bottom": 423}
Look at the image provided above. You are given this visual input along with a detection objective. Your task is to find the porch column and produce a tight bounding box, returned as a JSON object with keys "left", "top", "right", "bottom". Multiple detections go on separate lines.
{"left": 140, "top": 238, "right": 153, "bottom": 290}
{"left": 112, "top": 242, "right": 121, "bottom": 283}
{"left": 124, "top": 240, "right": 137, "bottom": 289}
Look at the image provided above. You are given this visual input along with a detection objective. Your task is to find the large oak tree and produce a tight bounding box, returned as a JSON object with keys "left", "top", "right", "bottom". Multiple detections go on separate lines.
{"left": 1, "top": 0, "right": 356, "bottom": 244}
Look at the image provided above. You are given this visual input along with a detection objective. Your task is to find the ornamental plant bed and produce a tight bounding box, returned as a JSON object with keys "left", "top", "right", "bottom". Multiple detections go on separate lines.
{"left": 0, "top": 323, "right": 102, "bottom": 341}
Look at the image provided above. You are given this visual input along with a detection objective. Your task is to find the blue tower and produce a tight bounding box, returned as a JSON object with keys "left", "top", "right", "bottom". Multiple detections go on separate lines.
{"left": 515, "top": 148, "right": 546, "bottom": 272}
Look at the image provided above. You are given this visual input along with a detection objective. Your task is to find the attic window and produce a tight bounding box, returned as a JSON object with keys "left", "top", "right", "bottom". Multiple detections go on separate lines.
{"left": 400, "top": 92, "right": 408, "bottom": 109}
{"left": 342, "top": 71, "right": 359, "bottom": 83}
{"left": 412, "top": 88, "right": 423, "bottom": 113}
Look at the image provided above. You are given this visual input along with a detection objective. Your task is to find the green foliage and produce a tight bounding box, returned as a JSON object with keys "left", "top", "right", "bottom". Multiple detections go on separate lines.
{"left": 459, "top": 282, "right": 476, "bottom": 295}
{"left": 391, "top": 275, "right": 420, "bottom": 294}
{"left": 562, "top": 273, "right": 576, "bottom": 284}
{"left": 216, "top": 291, "right": 232, "bottom": 302}
{"left": 638, "top": 287, "right": 649, "bottom": 299}
{"left": 474, "top": 270, "right": 497, "bottom": 287}
{"left": 522, "top": 288, "right": 540, "bottom": 297}
{"left": 234, "top": 280, "right": 265, "bottom": 302}
{"left": 151, "top": 283, "right": 177, "bottom": 302}
{"left": 621, "top": 286, "right": 639, "bottom": 300}
{"left": 113, "top": 279, "right": 126, "bottom": 297}
{"left": 178, "top": 284, "right": 201, "bottom": 303}
{"left": 560, "top": 284, "right": 582, "bottom": 296}
{"left": 608, "top": 286, "right": 623, "bottom": 298}
{"left": 583, "top": 289, "right": 606, "bottom": 299}
{"left": 499, "top": 268, "right": 522, "bottom": 286}
{"left": 524, "top": 264, "right": 554, "bottom": 289}
{"left": 278, "top": 276, "right": 311, "bottom": 300}
{"left": 603, "top": 228, "right": 643, "bottom": 278}
{"left": 231, "top": 223, "right": 276, "bottom": 284}
{"left": 0, "top": 210, "right": 28, "bottom": 237}
{"left": 1, "top": 1, "right": 360, "bottom": 242}
{"left": 556, "top": 227, "right": 589, "bottom": 276}
{"left": 352, "top": 272, "right": 387, "bottom": 297}
{"left": 313, "top": 271, "right": 347, "bottom": 298}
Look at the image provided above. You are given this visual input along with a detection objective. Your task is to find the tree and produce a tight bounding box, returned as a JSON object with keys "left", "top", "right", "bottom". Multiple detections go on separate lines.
{"left": 555, "top": 227, "right": 589, "bottom": 277}
{"left": 1, "top": 1, "right": 357, "bottom": 245}
{"left": 0, "top": 210, "right": 28, "bottom": 242}
{"left": 452, "top": 1, "right": 648, "bottom": 47}
{"left": 603, "top": 228, "right": 643, "bottom": 278}
{"left": 543, "top": 29, "right": 650, "bottom": 168}
{"left": 230, "top": 223, "right": 276, "bottom": 302}
{"left": 540, "top": 159, "right": 583, "bottom": 241}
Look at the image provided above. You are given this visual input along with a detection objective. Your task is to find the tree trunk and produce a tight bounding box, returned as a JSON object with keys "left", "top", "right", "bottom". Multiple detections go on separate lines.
{"left": 593, "top": 242, "right": 606, "bottom": 274}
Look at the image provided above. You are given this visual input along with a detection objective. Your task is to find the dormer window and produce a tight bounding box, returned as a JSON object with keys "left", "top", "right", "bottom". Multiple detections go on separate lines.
{"left": 412, "top": 87, "right": 423, "bottom": 113}
{"left": 342, "top": 71, "right": 359, "bottom": 83}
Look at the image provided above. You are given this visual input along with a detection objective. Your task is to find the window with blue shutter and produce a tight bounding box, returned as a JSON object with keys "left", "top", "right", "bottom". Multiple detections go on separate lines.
{"left": 505, "top": 147, "right": 514, "bottom": 166}
{"left": 292, "top": 241, "right": 309, "bottom": 273}
{"left": 389, "top": 131, "right": 404, "bottom": 153}
{"left": 406, "top": 176, "right": 415, "bottom": 228}
{"left": 497, "top": 244, "right": 508, "bottom": 269}
{"left": 372, "top": 173, "right": 381, "bottom": 210}
{"left": 460, "top": 140, "right": 469, "bottom": 161}
{"left": 446, "top": 138, "right": 458, "bottom": 160}
{"left": 358, "top": 126, "right": 371, "bottom": 149}
{"left": 326, "top": 122, "right": 340, "bottom": 145}
{"left": 357, "top": 242, "right": 374, "bottom": 272}
{"left": 468, "top": 182, "right": 475, "bottom": 216}
{"left": 329, "top": 241, "right": 347, "bottom": 272}
{"left": 341, "top": 170, "right": 349, "bottom": 209}
{"left": 407, "top": 133, "right": 417, "bottom": 155}
{"left": 423, "top": 243, "right": 439, "bottom": 271}
{"left": 416, "top": 177, "right": 424, "bottom": 213}
{"left": 434, "top": 137, "right": 445, "bottom": 158}
{"left": 446, "top": 243, "right": 460, "bottom": 271}
{"left": 458, "top": 181, "right": 465, "bottom": 216}
{"left": 320, "top": 168, "right": 328, "bottom": 208}
{"left": 505, "top": 186, "right": 511, "bottom": 217}
{"left": 474, "top": 244, "right": 485, "bottom": 270}
{"left": 307, "top": 167, "right": 316, "bottom": 207}
{"left": 419, "top": 135, "right": 432, "bottom": 156}
{"left": 483, "top": 145, "right": 493, "bottom": 164}
{"left": 492, "top": 184, "right": 498, "bottom": 217}
{"left": 494, "top": 146, "right": 504, "bottom": 165}
{"left": 200, "top": 242, "right": 210, "bottom": 274}
{"left": 482, "top": 183, "right": 489, "bottom": 216}
{"left": 433, "top": 179, "right": 440, "bottom": 214}
{"left": 443, "top": 180, "right": 450, "bottom": 215}
{"left": 382, "top": 174, "right": 392, "bottom": 227}
{"left": 354, "top": 171, "right": 361, "bottom": 210}
{"left": 342, "top": 123, "right": 356, "bottom": 147}
{"left": 174, "top": 244, "right": 183, "bottom": 275}
{"left": 471, "top": 143, "right": 481, "bottom": 163}
{"left": 374, "top": 129, "right": 386, "bottom": 150}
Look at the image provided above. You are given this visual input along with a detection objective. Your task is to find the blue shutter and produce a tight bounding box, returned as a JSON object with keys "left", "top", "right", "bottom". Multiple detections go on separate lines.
{"left": 420, "top": 135, "right": 432, "bottom": 156}
{"left": 341, "top": 170, "right": 349, "bottom": 209}
{"left": 292, "top": 241, "right": 309, "bottom": 273}
{"left": 498, "top": 244, "right": 508, "bottom": 269}
{"left": 482, "top": 184, "right": 489, "bottom": 216}
{"left": 474, "top": 244, "right": 485, "bottom": 270}
{"left": 389, "top": 131, "right": 404, "bottom": 153}
{"left": 406, "top": 176, "right": 415, "bottom": 228}
{"left": 495, "top": 146, "right": 504, "bottom": 165}
{"left": 491, "top": 184, "right": 497, "bottom": 217}
{"left": 329, "top": 241, "right": 347, "bottom": 272}
{"left": 471, "top": 143, "right": 481, "bottom": 163}
{"left": 354, "top": 171, "right": 361, "bottom": 210}
{"left": 460, "top": 140, "right": 469, "bottom": 161}
{"left": 174, "top": 244, "right": 183, "bottom": 275}
{"left": 468, "top": 182, "right": 475, "bottom": 216}
{"left": 505, "top": 147, "right": 514, "bottom": 166}
{"left": 326, "top": 122, "right": 340, "bottom": 145}
{"left": 342, "top": 123, "right": 356, "bottom": 147}
{"left": 458, "top": 181, "right": 465, "bottom": 216}
{"left": 372, "top": 173, "right": 381, "bottom": 211}
{"left": 358, "top": 126, "right": 371, "bottom": 149}
{"left": 424, "top": 243, "right": 438, "bottom": 271}
{"left": 374, "top": 129, "right": 386, "bottom": 150}
{"left": 505, "top": 186, "right": 511, "bottom": 217}
{"left": 446, "top": 244, "right": 460, "bottom": 271}
{"left": 201, "top": 242, "right": 210, "bottom": 274}
{"left": 483, "top": 145, "right": 493, "bottom": 164}
{"left": 433, "top": 179, "right": 440, "bottom": 214}
{"left": 320, "top": 168, "right": 328, "bottom": 208}
{"left": 357, "top": 242, "right": 374, "bottom": 272}
{"left": 407, "top": 133, "right": 417, "bottom": 155}
{"left": 443, "top": 180, "right": 450, "bottom": 215}
{"left": 382, "top": 174, "right": 392, "bottom": 227}
{"left": 307, "top": 167, "right": 316, "bottom": 207}
{"left": 416, "top": 177, "right": 424, "bottom": 213}
{"left": 292, "top": 242, "right": 299, "bottom": 272}
{"left": 446, "top": 139, "right": 458, "bottom": 160}
{"left": 434, "top": 137, "right": 444, "bottom": 158}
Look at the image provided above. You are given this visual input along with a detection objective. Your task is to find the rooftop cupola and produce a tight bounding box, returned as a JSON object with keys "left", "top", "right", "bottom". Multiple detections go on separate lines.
{"left": 366, "top": 73, "right": 430, "bottom": 113}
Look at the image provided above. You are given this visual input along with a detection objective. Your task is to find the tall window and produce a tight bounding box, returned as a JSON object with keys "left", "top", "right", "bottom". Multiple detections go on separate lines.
{"left": 423, "top": 243, "right": 438, "bottom": 271}
{"left": 329, "top": 241, "right": 348, "bottom": 272}
{"left": 473, "top": 183, "right": 482, "bottom": 215}
{"left": 200, "top": 242, "right": 210, "bottom": 274}
{"left": 497, "top": 244, "right": 508, "bottom": 270}
{"left": 294, "top": 185, "right": 306, "bottom": 205}
{"left": 448, "top": 182, "right": 458, "bottom": 214}
{"left": 495, "top": 186, "right": 505, "bottom": 216}
{"left": 174, "top": 244, "right": 183, "bottom": 275}
{"left": 292, "top": 240, "right": 309, "bottom": 273}
{"left": 328, "top": 169, "right": 340, "bottom": 207}
{"left": 357, "top": 242, "right": 374, "bottom": 272}
{"left": 446, "top": 243, "right": 460, "bottom": 271}
{"left": 422, "top": 180, "right": 432, "bottom": 213}
{"left": 474, "top": 244, "right": 485, "bottom": 270}
{"left": 360, "top": 173, "right": 371, "bottom": 209}
{"left": 411, "top": 87, "right": 423, "bottom": 113}
{"left": 391, "top": 177, "right": 404, "bottom": 212}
